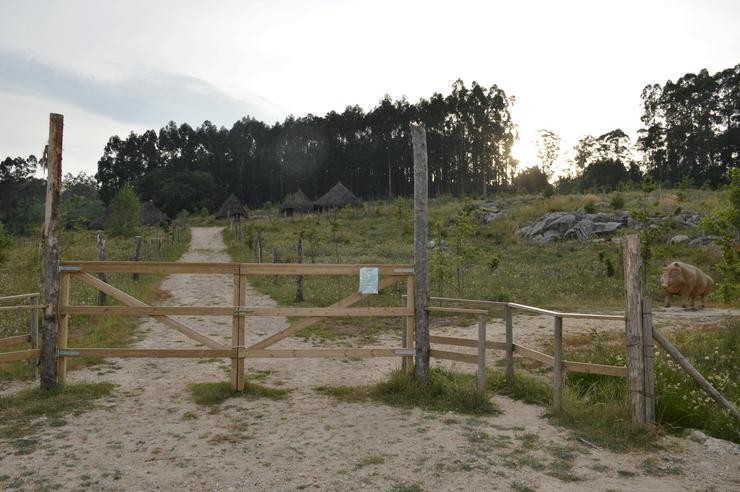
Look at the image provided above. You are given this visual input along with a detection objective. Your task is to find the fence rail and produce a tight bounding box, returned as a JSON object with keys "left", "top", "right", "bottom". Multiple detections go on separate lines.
{"left": 423, "top": 296, "right": 629, "bottom": 408}
{"left": 54, "top": 260, "right": 416, "bottom": 391}
{"left": 0, "top": 293, "right": 41, "bottom": 378}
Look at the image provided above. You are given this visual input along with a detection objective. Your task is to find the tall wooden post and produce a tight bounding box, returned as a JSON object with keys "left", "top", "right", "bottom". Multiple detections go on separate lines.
{"left": 411, "top": 124, "right": 429, "bottom": 383}
{"left": 40, "top": 113, "right": 63, "bottom": 390}
{"left": 96, "top": 231, "right": 107, "bottom": 305}
{"left": 231, "top": 268, "right": 246, "bottom": 391}
{"left": 505, "top": 305, "right": 514, "bottom": 385}
{"left": 623, "top": 234, "right": 645, "bottom": 423}
{"left": 403, "top": 277, "right": 416, "bottom": 373}
{"left": 553, "top": 316, "right": 563, "bottom": 413}
{"left": 477, "top": 314, "right": 487, "bottom": 394}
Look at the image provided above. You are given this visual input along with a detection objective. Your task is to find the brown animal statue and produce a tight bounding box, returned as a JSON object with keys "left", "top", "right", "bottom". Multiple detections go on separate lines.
{"left": 661, "top": 261, "right": 714, "bottom": 309}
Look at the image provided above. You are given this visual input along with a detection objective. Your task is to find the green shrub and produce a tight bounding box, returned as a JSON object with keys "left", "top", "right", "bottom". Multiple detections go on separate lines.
{"left": 0, "top": 222, "right": 12, "bottom": 263}
{"left": 610, "top": 193, "right": 625, "bottom": 210}
{"left": 107, "top": 184, "right": 141, "bottom": 237}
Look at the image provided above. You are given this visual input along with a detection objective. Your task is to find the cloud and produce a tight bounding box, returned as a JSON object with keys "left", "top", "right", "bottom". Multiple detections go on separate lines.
{"left": 0, "top": 50, "right": 282, "bottom": 128}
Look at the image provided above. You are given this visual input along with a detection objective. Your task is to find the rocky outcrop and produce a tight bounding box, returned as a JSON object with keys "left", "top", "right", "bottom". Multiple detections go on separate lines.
{"left": 521, "top": 212, "right": 628, "bottom": 241}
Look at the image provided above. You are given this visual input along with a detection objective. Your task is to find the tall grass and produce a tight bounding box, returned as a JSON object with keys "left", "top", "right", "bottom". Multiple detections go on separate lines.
{"left": 0, "top": 227, "right": 190, "bottom": 381}
{"left": 565, "top": 320, "right": 739, "bottom": 443}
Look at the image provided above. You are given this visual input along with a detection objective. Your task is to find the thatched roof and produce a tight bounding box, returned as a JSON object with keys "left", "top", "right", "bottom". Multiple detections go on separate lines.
{"left": 314, "top": 182, "right": 362, "bottom": 209}
{"left": 140, "top": 201, "right": 168, "bottom": 226}
{"left": 216, "top": 193, "right": 246, "bottom": 219}
{"left": 280, "top": 190, "right": 313, "bottom": 213}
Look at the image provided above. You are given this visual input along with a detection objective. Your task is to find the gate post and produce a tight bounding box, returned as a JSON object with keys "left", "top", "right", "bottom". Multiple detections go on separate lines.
{"left": 41, "top": 113, "right": 64, "bottom": 390}
{"left": 231, "top": 266, "right": 246, "bottom": 391}
{"left": 623, "top": 234, "right": 646, "bottom": 423}
{"left": 411, "top": 124, "right": 430, "bottom": 384}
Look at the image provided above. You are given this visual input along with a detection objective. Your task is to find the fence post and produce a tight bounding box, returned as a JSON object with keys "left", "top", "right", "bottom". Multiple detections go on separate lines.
{"left": 254, "top": 231, "right": 262, "bottom": 263}
{"left": 477, "top": 314, "right": 486, "bottom": 394}
{"left": 642, "top": 298, "right": 656, "bottom": 424}
{"left": 411, "top": 124, "right": 430, "bottom": 384}
{"left": 96, "top": 231, "right": 107, "bottom": 305}
{"left": 133, "top": 235, "right": 142, "bottom": 282}
{"left": 41, "top": 112, "right": 63, "bottom": 390}
{"left": 271, "top": 248, "right": 278, "bottom": 285}
{"left": 30, "top": 295, "right": 39, "bottom": 380}
{"left": 505, "top": 304, "right": 514, "bottom": 386}
{"left": 57, "top": 272, "right": 70, "bottom": 383}
{"left": 295, "top": 237, "right": 304, "bottom": 303}
{"left": 553, "top": 315, "right": 563, "bottom": 413}
{"left": 623, "top": 233, "right": 645, "bottom": 423}
{"left": 231, "top": 267, "right": 246, "bottom": 391}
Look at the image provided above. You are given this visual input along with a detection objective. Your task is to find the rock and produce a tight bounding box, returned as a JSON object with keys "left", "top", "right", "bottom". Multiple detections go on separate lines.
{"left": 688, "top": 235, "right": 721, "bottom": 247}
{"left": 669, "top": 234, "right": 690, "bottom": 244}
{"left": 521, "top": 211, "right": 626, "bottom": 241}
{"left": 427, "top": 239, "right": 449, "bottom": 251}
{"left": 679, "top": 212, "right": 701, "bottom": 227}
{"left": 564, "top": 219, "right": 594, "bottom": 240}
{"left": 592, "top": 222, "right": 623, "bottom": 235}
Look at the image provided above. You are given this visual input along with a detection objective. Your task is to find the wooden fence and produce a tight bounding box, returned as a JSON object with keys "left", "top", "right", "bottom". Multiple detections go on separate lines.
{"left": 55, "top": 260, "right": 416, "bottom": 390}
{"left": 421, "top": 296, "right": 627, "bottom": 412}
{"left": 0, "top": 293, "right": 43, "bottom": 377}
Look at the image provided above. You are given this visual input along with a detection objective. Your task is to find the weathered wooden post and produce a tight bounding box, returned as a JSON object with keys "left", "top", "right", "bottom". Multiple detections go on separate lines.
{"left": 553, "top": 315, "right": 563, "bottom": 413}
{"left": 411, "top": 124, "right": 430, "bottom": 384}
{"left": 295, "top": 237, "right": 304, "bottom": 303}
{"left": 40, "top": 113, "right": 63, "bottom": 390}
{"left": 254, "top": 231, "right": 262, "bottom": 263}
{"left": 505, "top": 304, "right": 514, "bottom": 385}
{"left": 623, "top": 234, "right": 646, "bottom": 423}
{"left": 96, "top": 231, "right": 107, "bottom": 305}
{"left": 642, "top": 298, "right": 656, "bottom": 424}
{"left": 477, "top": 314, "right": 487, "bottom": 394}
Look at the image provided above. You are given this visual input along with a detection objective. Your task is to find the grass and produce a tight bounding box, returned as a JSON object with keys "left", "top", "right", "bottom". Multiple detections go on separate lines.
{"left": 0, "top": 382, "right": 114, "bottom": 453}
{"left": 189, "top": 380, "right": 291, "bottom": 405}
{"left": 0, "top": 227, "right": 191, "bottom": 381}
{"left": 565, "top": 320, "right": 739, "bottom": 444}
{"left": 487, "top": 369, "right": 659, "bottom": 451}
{"left": 316, "top": 368, "right": 498, "bottom": 415}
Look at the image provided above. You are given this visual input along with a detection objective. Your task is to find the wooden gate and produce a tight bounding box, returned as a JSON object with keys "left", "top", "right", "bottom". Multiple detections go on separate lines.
{"left": 57, "top": 261, "right": 415, "bottom": 390}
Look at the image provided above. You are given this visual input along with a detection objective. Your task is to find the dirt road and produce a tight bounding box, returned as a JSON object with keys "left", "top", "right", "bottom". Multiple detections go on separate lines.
{"left": 1, "top": 227, "right": 737, "bottom": 491}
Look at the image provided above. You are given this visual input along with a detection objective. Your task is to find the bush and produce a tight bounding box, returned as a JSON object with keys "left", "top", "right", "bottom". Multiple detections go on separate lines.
{"left": 610, "top": 193, "right": 625, "bottom": 210}
{"left": 0, "top": 222, "right": 12, "bottom": 263}
{"left": 107, "top": 184, "right": 141, "bottom": 237}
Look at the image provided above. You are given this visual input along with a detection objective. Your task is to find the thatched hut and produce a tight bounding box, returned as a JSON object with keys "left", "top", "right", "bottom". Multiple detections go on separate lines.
{"left": 280, "top": 190, "right": 313, "bottom": 217}
{"left": 314, "top": 182, "right": 362, "bottom": 212}
{"left": 216, "top": 193, "right": 247, "bottom": 219}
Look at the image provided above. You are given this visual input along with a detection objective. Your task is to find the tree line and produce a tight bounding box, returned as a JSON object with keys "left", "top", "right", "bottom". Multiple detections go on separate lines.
{"left": 95, "top": 79, "right": 516, "bottom": 215}
{"left": 1, "top": 65, "right": 737, "bottom": 232}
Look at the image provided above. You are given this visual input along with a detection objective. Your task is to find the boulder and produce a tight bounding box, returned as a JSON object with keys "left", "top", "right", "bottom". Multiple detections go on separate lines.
{"left": 688, "top": 235, "right": 721, "bottom": 247}
{"left": 564, "top": 219, "right": 594, "bottom": 240}
{"left": 669, "top": 234, "right": 690, "bottom": 244}
{"left": 521, "top": 211, "right": 627, "bottom": 241}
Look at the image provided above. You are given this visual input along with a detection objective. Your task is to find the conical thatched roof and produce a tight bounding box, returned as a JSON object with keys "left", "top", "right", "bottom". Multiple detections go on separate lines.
{"left": 140, "top": 200, "right": 168, "bottom": 226}
{"left": 280, "top": 190, "right": 313, "bottom": 213}
{"left": 216, "top": 193, "right": 246, "bottom": 219}
{"left": 314, "top": 182, "right": 362, "bottom": 210}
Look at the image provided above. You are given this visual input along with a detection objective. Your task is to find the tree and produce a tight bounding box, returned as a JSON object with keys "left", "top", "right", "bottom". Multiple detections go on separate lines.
{"left": 536, "top": 129, "right": 560, "bottom": 179}
{"left": 513, "top": 166, "right": 550, "bottom": 194}
{"left": 579, "top": 159, "right": 629, "bottom": 191}
{"left": 61, "top": 172, "right": 104, "bottom": 229}
{"left": 108, "top": 183, "right": 141, "bottom": 237}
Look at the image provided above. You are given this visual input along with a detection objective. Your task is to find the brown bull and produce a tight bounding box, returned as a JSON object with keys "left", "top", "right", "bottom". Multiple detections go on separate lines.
{"left": 661, "top": 261, "right": 714, "bottom": 309}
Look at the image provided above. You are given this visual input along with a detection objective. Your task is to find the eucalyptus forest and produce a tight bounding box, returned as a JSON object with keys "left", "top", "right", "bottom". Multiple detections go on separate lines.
{"left": 1, "top": 64, "right": 738, "bottom": 231}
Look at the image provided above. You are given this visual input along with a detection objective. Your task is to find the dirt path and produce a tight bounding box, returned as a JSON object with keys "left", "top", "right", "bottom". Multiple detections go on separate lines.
{"left": 1, "top": 227, "right": 738, "bottom": 491}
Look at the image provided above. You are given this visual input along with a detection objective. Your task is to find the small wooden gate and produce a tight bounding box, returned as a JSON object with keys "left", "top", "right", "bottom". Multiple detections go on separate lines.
{"left": 57, "top": 261, "right": 415, "bottom": 390}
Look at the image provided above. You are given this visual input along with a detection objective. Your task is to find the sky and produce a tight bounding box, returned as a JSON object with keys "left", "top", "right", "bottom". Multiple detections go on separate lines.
{"left": 0, "top": 0, "right": 738, "bottom": 179}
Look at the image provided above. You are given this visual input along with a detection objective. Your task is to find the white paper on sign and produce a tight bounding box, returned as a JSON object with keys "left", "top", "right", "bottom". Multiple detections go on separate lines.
{"left": 359, "top": 267, "right": 379, "bottom": 294}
